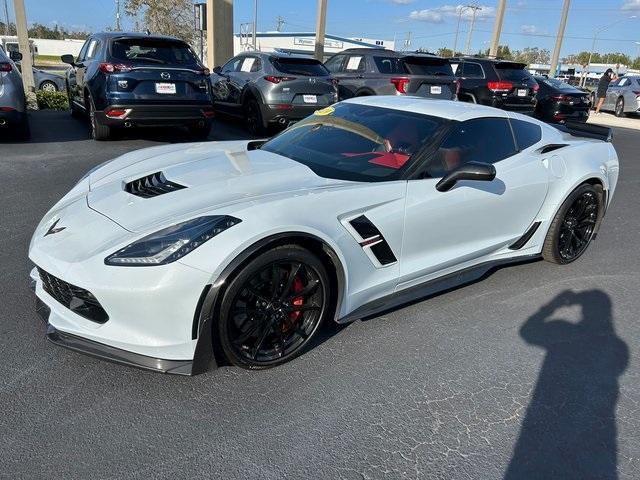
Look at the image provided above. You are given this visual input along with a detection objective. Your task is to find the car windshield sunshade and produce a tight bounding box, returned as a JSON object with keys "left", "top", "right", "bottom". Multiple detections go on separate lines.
{"left": 270, "top": 58, "right": 329, "bottom": 76}
{"left": 111, "top": 38, "right": 200, "bottom": 66}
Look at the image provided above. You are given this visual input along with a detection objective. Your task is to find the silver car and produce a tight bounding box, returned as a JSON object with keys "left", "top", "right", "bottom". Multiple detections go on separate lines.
{"left": 211, "top": 52, "right": 338, "bottom": 135}
{"left": 592, "top": 75, "right": 640, "bottom": 117}
{"left": 0, "top": 49, "right": 29, "bottom": 139}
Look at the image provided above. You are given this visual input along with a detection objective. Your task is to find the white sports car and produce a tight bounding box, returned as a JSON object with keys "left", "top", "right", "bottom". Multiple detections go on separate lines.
{"left": 29, "top": 97, "right": 619, "bottom": 374}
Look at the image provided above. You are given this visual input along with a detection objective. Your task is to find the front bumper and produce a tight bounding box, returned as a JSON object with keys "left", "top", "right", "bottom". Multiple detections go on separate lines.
{"left": 30, "top": 267, "right": 211, "bottom": 375}
{"left": 96, "top": 104, "right": 214, "bottom": 127}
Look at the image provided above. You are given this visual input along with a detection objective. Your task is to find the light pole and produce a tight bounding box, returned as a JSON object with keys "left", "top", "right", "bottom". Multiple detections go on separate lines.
{"left": 252, "top": 0, "right": 257, "bottom": 50}
{"left": 582, "top": 15, "right": 636, "bottom": 86}
{"left": 452, "top": 6, "right": 470, "bottom": 56}
{"left": 464, "top": 4, "right": 482, "bottom": 55}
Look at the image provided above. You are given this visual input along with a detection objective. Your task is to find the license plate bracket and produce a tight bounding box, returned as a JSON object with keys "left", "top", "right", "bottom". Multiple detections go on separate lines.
{"left": 517, "top": 89, "right": 527, "bottom": 97}
{"left": 155, "top": 82, "right": 177, "bottom": 94}
{"left": 303, "top": 94, "right": 317, "bottom": 104}
{"left": 430, "top": 85, "right": 442, "bottom": 95}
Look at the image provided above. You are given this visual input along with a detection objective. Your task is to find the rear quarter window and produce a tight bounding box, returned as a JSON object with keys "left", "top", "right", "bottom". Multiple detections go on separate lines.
{"left": 271, "top": 58, "right": 329, "bottom": 76}
{"left": 373, "top": 56, "right": 404, "bottom": 74}
{"left": 462, "top": 62, "right": 484, "bottom": 78}
{"left": 510, "top": 119, "right": 542, "bottom": 150}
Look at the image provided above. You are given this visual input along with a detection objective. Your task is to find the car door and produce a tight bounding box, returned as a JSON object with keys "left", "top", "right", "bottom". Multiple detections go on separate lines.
{"left": 74, "top": 37, "right": 100, "bottom": 107}
{"left": 337, "top": 54, "right": 367, "bottom": 98}
{"left": 605, "top": 78, "right": 621, "bottom": 109}
{"left": 211, "top": 56, "right": 242, "bottom": 113}
{"left": 459, "top": 61, "right": 486, "bottom": 103}
{"left": 324, "top": 54, "right": 347, "bottom": 98}
{"left": 398, "top": 117, "right": 549, "bottom": 289}
{"left": 68, "top": 39, "right": 90, "bottom": 107}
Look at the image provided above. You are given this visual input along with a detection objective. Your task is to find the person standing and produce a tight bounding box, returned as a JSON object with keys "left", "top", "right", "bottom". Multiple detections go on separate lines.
{"left": 594, "top": 68, "right": 617, "bottom": 114}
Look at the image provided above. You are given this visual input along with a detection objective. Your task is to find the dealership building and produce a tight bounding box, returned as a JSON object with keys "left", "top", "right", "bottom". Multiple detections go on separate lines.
{"left": 233, "top": 31, "right": 395, "bottom": 59}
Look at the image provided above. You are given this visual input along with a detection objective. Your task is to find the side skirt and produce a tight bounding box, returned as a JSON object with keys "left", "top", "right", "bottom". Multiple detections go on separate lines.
{"left": 338, "top": 254, "right": 540, "bottom": 324}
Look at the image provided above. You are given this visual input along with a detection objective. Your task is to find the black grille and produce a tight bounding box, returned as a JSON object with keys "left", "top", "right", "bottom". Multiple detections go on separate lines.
{"left": 37, "top": 267, "right": 109, "bottom": 323}
{"left": 125, "top": 171, "right": 186, "bottom": 198}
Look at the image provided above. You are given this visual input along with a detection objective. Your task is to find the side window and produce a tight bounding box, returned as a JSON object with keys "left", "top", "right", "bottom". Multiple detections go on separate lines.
{"left": 617, "top": 77, "right": 629, "bottom": 87}
{"left": 426, "top": 118, "right": 517, "bottom": 177}
{"left": 222, "top": 57, "right": 242, "bottom": 74}
{"left": 462, "top": 62, "right": 484, "bottom": 78}
{"left": 77, "top": 39, "right": 90, "bottom": 62}
{"left": 85, "top": 39, "right": 100, "bottom": 60}
{"left": 450, "top": 62, "right": 461, "bottom": 76}
{"left": 344, "top": 55, "right": 365, "bottom": 73}
{"left": 239, "top": 56, "right": 259, "bottom": 73}
{"left": 325, "top": 54, "right": 345, "bottom": 73}
{"left": 510, "top": 119, "right": 542, "bottom": 151}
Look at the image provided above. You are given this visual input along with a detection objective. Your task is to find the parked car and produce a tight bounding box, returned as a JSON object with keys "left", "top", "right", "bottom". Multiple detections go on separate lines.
{"left": 210, "top": 51, "right": 337, "bottom": 135}
{"left": 29, "top": 97, "right": 619, "bottom": 373}
{"left": 450, "top": 57, "right": 538, "bottom": 114}
{"left": 33, "top": 68, "right": 66, "bottom": 91}
{"left": 61, "top": 32, "right": 214, "bottom": 141}
{"left": 533, "top": 76, "right": 590, "bottom": 123}
{"left": 0, "top": 49, "right": 30, "bottom": 140}
{"left": 590, "top": 75, "right": 640, "bottom": 117}
{"left": 324, "top": 48, "right": 456, "bottom": 100}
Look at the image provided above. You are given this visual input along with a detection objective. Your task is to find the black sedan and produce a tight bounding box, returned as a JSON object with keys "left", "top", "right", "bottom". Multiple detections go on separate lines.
{"left": 533, "top": 76, "right": 591, "bottom": 123}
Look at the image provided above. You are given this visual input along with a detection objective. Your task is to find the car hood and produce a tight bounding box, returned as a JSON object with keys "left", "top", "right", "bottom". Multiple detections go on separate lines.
{"left": 87, "top": 140, "right": 352, "bottom": 232}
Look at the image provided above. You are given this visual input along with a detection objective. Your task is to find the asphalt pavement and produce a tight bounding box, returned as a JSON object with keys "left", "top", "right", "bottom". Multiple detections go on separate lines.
{"left": 1, "top": 111, "right": 639, "bottom": 479}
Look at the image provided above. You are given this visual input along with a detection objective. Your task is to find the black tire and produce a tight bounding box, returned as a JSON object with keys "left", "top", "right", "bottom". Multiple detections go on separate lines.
{"left": 542, "top": 184, "right": 603, "bottom": 264}
{"left": 40, "top": 80, "right": 58, "bottom": 92}
{"left": 188, "top": 122, "right": 212, "bottom": 140}
{"left": 217, "top": 245, "right": 330, "bottom": 369}
{"left": 615, "top": 97, "right": 625, "bottom": 118}
{"left": 88, "top": 96, "right": 111, "bottom": 141}
{"left": 244, "top": 98, "right": 266, "bottom": 136}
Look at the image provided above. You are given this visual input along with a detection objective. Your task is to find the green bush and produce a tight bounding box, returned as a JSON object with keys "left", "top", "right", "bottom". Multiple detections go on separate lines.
{"left": 36, "top": 90, "right": 69, "bottom": 110}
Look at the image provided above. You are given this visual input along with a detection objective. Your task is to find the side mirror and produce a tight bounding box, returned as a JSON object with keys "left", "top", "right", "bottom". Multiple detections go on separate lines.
{"left": 61, "top": 54, "right": 75, "bottom": 66}
{"left": 436, "top": 161, "right": 496, "bottom": 192}
{"left": 212, "top": 66, "right": 222, "bottom": 75}
{"left": 9, "top": 51, "right": 22, "bottom": 62}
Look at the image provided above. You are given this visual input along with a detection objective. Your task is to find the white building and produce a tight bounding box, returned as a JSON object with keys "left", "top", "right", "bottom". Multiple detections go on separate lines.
{"left": 0, "top": 36, "right": 84, "bottom": 58}
{"left": 528, "top": 62, "right": 630, "bottom": 80}
{"left": 233, "top": 32, "right": 394, "bottom": 59}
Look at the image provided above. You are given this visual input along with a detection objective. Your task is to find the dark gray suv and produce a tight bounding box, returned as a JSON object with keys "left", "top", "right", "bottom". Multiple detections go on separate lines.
{"left": 210, "top": 52, "right": 338, "bottom": 134}
{"left": 325, "top": 48, "right": 456, "bottom": 100}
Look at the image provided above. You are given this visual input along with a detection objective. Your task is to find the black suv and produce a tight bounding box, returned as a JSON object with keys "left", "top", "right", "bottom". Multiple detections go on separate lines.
{"left": 61, "top": 33, "right": 214, "bottom": 140}
{"left": 450, "top": 57, "right": 538, "bottom": 114}
{"left": 325, "top": 48, "right": 456, "bottom": 100}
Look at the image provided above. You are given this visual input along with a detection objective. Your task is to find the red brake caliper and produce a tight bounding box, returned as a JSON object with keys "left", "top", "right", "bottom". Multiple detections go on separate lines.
{"left": 289, "top": 276, "right": 305, "bottom": 323}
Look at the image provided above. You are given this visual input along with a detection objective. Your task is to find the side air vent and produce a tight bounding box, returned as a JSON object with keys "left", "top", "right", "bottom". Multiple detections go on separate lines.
{"left": 538, "top": 144, "right": 568, "bottom": 154}
{"left": 125, "top": 172, "right": 186, "bottom": 198}
{"left": 349, "top": 215, "right": 397, "bottom": 266}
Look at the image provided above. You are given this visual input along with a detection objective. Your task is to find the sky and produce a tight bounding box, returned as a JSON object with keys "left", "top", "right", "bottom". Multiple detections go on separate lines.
{"left": 5, "top": 0, "right": 640, "bottom": 58}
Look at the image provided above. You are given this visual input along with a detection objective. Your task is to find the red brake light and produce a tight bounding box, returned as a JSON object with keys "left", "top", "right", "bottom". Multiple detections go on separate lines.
{"left": 0, "top": 106, "right": 16, "bottom": 111}
{"left": 99, "top": 63, "right": 132, "bottom": 74}
{"left": 550, "top": 95, "right": 570, "bottom": 102}
{"left": 0, "top": 62, "right": 12, "bottom": 72}
{"left": 263, "top": 75, "right": 295, "bottom": 84}
{"left": 202, "top": 108, "right": 215, "bottom": 118}
{"left": 105, "top": 108, "right": 129, "bottom": 118}
{"left": 533, "top": 83, "right": 539, "bottom": 92}
{"left": 487, "top": 81, "right": 513, "bottom": 92}
{"left": 390, "top": 77, "right": 410, "bottom": 94}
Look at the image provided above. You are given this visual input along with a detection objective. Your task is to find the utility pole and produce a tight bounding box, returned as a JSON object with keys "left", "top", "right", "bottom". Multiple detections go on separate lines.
{"left": 115, "top": 0, "right": 121, "bottom": 31}
{"left": 275, "top": 15, "right": 284, "bottom": 32}
{"left": 549, "top": 0, "right": 570, "bottom": 78}
{"left": 2, "top": 0, "right": 10, "bottom": 35}
{"left": 13, "top": 0, "right": 35, "bottom": 94}
{"left": 205, "top": 0, "right": 233, "bottom": 69}
{"left": 252, "top": 0, "right": 257, "bottom": 49}
{"left": 489, "top": 0, "right": 506, "bottom": 58}
{"left": 403, "top": 31, "right": 412, "bottom": 52}
{"left": 464, "top": 4, "right": 482, "bottom": 55}
{"left": 314, "top": 0, "right": 327, "bottom": 61}
{"left": 452, "top": 5, "right": 469, "bottom": 56}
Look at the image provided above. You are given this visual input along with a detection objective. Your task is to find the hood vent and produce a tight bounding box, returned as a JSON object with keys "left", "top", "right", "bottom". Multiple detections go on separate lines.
{"left": 125, "top": 172, "right": 186, "bottom": 198}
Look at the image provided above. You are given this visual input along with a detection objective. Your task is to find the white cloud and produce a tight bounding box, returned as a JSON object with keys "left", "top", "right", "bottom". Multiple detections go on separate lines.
{"left": 409, "top": 4, "right": 496, "bottom": 24}
{"left": 520, "top": 24, "right": 538, "bottom": 34}
{"left": 390, "top": 0, "right": 416, "bottom": 4}
{"left": 622, "top": 0, "right": 640, "bottom": 10}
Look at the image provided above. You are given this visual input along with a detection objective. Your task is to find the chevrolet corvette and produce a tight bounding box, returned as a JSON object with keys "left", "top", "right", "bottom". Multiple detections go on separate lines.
{"left": 29, "top": 96, "right": 619, "bottom": 374}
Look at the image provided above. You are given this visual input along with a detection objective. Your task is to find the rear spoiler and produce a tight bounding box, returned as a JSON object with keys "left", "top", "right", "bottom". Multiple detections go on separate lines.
{"left": 550, "top": 121, "right": 613, "bottom": 143}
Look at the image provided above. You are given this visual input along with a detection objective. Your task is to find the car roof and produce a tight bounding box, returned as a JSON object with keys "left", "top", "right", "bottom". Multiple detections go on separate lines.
{"left": 92, "top": 32, "right": 187, "bottom": 43}
{"left": 338, "top": 48, "right": 397, "bottom": 56}
{"left": 342, "top": 96, "right": 510, "bottom": 121}
{"left": 236, "top": 51, "right": 320, "bottom": 61}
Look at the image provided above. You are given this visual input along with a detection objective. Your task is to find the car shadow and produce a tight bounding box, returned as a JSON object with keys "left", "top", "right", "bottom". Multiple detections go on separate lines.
{"left": 504, "top": 289, "right": 629, "bottom": 479}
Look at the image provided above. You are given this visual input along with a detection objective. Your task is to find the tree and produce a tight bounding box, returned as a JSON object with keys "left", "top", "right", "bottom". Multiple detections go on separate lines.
{"left": 125, "top": 0, "right": 195, "bottom": 42}
{"left": 436, "top": 47, "right": 454, "bottom": 57}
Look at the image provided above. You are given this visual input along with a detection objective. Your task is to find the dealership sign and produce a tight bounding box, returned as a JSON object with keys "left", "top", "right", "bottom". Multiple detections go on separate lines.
{"left": 294, "top": 37, "right": 344, "bottom": 49}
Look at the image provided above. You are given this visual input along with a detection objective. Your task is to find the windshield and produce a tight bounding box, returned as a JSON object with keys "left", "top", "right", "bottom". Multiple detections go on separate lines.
{"left": 537, "top": 77, "right": 581, "bottom": 92}
{"left": 260, "top": 103, "right": 448, "bottom": 182}
{"left": 111, "top": 38, "right": 200, "bottom": 65}
{"left": 271, "top": 57, "right": 329, "bottom": 76}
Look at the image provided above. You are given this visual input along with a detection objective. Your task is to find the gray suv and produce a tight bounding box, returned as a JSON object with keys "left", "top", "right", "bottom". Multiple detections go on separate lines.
{"left": 211, "top": 52, "right": 338, "bottom": 134}
{"left": 325, "top": 48, "right": 456, "bottom": 100}
{"left": 0, "top": 49, "right": 29, "bottom": 140}
{"left": 593, "top": 75, "right": 640, "bottom": 117}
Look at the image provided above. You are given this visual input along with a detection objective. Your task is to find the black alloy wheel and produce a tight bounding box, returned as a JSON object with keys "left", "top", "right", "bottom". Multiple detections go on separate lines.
{"left": 245, "top": 99, "right": 265, "bottom": 136}
{"left": 88, "top": 96, "right": 111, "bottom": 141}
{"left": 543, "top": 184, "right": 602, "bottom": 264}
{"left": 218, "top": 245, "right": 329, "bottom": 369}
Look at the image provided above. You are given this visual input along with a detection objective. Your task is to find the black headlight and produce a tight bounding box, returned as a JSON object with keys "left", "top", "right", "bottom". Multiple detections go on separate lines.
{"left": 105, "top": 215, "right": 241, "bottom": 266}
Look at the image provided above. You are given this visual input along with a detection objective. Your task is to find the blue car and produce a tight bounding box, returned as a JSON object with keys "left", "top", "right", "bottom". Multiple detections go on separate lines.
{"left": 61, "top": 32, "right": 214, "bottom": 140}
